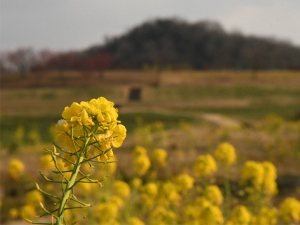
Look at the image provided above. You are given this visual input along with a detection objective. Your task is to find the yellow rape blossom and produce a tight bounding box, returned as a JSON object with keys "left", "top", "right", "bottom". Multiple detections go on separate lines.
{"left": 227, "top": 205, "right": 252, "bottom": 225}
{"left": 20, "top": 205, "right": 36, "bottom": 220}
{"left": 279, "top": 197, "right": 300, "bottom": 223}
{"left": 151, "top": 148, "right": 167, "bottom": 167}
{"left": 182, "top": 205, "right": 200, "bottom": 225}
{"left": 204, "top": 185, "right": 223, "bottom": 206}
{"left": 94, "top": 202, "right": 119, "bottom": 225}
{"left": 113, "top": 180, "right": 131, "bottom": 199}
{"left": 110, "top": 196, "right": 124, "bottom": 209}
{"left": 199, "top": 204, "right": 224, "bottom": 225}
{"left": 149, "top": 205, "right": 177, "bottom": 225}
{"left": 174, "top": 173, "right": 194, "bottom": 194}
{"left": 261, "top": 161, "right": 278, "bottom": 196}
{"left": 129, "top": 217, "right": 145, "bottom": 225}
{"left": 251, "top": 207, "right": 278, "bottom": 225}
{"left": 195, "top": 196, "right": 211, "bottom": 211}
{"left": 133, "top": 153, "right": 151, "bottom": 176}
{"left": 133, "top": 146, "right": 147, "bottom": 156}
{"left": 9, "top": 208, "right": 19, "bottom": 219}
{"left": 140, "top": 182, "right": 158, "bottom": 196}
{"left": 214, "top": 142, "right": 236, "bottom": 167}
{"left": 240, "top": 160, "right": 277, "bottom": 198}
{"left": 240, "top": 161, "right": 264, "bottom": 188}
{"left": 131, "top": 178, "right": 142, "bottom": 189}
{"left": 158, "top": 181, "right": 181, "bottom": 206}
{"left": 40, "top": 154, "right": 54, "bottom": 171}
{"left": 8, "top": 159, "right": 24, "bottom": 180}
{"left": 54, "top": 97, "right": 126, "bottom": 166}
{"left": 193, "top": 154, "right": 217, "bottom": 177}
{"left": 25, "top": 190, "right": 44, "bottom": 208}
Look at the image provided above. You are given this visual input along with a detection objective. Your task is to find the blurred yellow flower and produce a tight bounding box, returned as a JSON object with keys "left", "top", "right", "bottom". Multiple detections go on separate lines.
{"left": 240, "top": 160, "right": 277, "bottom": 197}
{"left": 151, "top": 148, "right": 167, "bottom": 167}
{"left": 140, "top": 182, "right": 158, "bottom": 196}
{"left": 279, "top": 197, "right": 300, "bottom": 223}
{"left": 133, "top": 146, "right": 147, "bottom": 156}
{"left": 158, "top": 181, "right": 181, "bottom": 206}
{"left": 240, "top": 161, "right": 264, "bottom": 188}
{"left": 131, "top": 178, "right": 142, "bottom": 189}
{"left": 149, "top": 205, "right": 177, "bottom": 225}
{"left": 9, "top": 208, "right": 19, "bottom": 219}
{"left": 227, "top": 205, "right": 252, "bottom": 225}
{"left": 251, "top": 207, "right": 278, "bottom": 225}
{"left": 199, "top": 204, "right": 224, "bottom": 225}
{"left": 193, "top": 154, "right": 217, "bottom": 177}
{"left": 113, "top": 180, "right": 131, "bottom": 199}
{"left": 262, "top": 161, "right": 277, "bottom": 196}
{"left": 140, "top": 193, "right": 155, "bottom": 209}
{"left": 94, "top": 202, "right": 119, "bottom": 225}
{"left": 204, "top": 185, "right": 223, "bottom": 206}
{"left": 28, "top": 129, "right": 40, "bottom": 145}
{"left": 77, "top": 182, "right": 94, "bottom": 193}
{"left": 8, "top": 159, "right": 24, "bottom": 180}
{"left": 25, "top": 190, "right": 44, "bottom": 208}
{"left": 174, "top": 173, "right": 194, "bottom": 194}
{"left": 214, "top": 142, "right": 236, "bottom": 166}
{"left": 182, "top": 205, "right": 200, "bottom": 224}
{"left": 110, "top": 196, "right": 124, "bottom": 209}
{"left": 40, "top": 154, "right": 53, "bottom": 171}
{"left": 195, "top": 197, "right": 211, "bottom": 211}
{"left": 129, "top": 217, "right": 145, "bottom": 225}
{"left": 20, "top": 204, "right": 36, "bottom": 220}
{"left": 133, "top": 153, "right": 151, "bottom": 176}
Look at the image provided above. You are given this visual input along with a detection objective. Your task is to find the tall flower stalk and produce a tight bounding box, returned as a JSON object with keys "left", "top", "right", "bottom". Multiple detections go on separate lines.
{"left": 25, "top": 97, "right": 126, "bottom": 225}
{"left": 214, "top": 142, "right": 236, "bottom": 221}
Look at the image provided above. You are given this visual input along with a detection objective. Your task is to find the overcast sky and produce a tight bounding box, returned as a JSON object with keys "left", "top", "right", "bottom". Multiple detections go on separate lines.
{"left": 1, "top": 0, "right": 300, "bottom": 52}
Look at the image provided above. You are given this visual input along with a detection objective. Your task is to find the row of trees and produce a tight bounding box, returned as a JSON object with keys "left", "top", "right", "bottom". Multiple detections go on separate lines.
{"left": 1, "top": 18, "right": 300, "bottom": 76}
{"left": 0, "top": 49, "right": 113, "bottom": 77}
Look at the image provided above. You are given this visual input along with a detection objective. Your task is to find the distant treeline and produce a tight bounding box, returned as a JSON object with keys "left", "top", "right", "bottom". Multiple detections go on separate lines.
{"left": 1, "top": 18, "right": 300, "bottom": 75}
{"left": 86, "top": 18, "right": 300, "bottom": 70}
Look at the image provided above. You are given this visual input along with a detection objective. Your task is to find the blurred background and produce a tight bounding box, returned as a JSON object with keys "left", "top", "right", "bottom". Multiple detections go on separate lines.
{"left": 1, "top": 1, "right": 300, "bottom": 224}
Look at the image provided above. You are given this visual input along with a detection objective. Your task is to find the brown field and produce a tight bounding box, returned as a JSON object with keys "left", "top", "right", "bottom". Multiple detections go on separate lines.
{"left": 1, "top": 70, "right": 300, "bottom": 89}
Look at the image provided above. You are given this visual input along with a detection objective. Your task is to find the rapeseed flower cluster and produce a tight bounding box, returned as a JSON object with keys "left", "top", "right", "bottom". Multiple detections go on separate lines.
{"left": 133, "top": 146, "right": 151, "bottom": 176}
{"left": 8, "top": 159, "right": 24, "bottom": 180}
{"left": 113, "top": 180, "right": 131, "bottom": 199}
{"left": 174, "top": 173, "right": 194, "bottom": 194}
{"left": 279, "top": 197, "right": 300, "bottom": 223}
{"left": 226, "top": 205, "right": 252, "bottom": 225}
{"left": 240, "top": 160, "right": 278, "bottom": 198}
{"left": 204, "top": 185, "right": 223, "bottom": 206}
{"left": 214, "top": 142, "right": 236, "bottom": 167}
{"left": 93, "top": 202, "right": 119, "bottom": 225}
{"left": 193, "top": 154, "right": 217, "bottom": 177}
{"left": 151, "top": 148, "right": 167, "bottom": 167}
{"left": 55, "top": 97, "right": 126, "bottom": 166}
{"left": 251, "top": 207, "right": 278, "bottom": 225}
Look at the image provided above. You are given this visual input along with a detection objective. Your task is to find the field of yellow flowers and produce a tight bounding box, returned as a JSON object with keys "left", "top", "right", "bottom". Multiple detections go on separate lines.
{"left": 1, "top": 71, "right": 300, "bottom": 224}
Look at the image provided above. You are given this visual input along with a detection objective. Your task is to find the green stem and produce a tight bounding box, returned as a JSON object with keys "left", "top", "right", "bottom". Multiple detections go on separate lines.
{"left": 56, "top": 125, "right": 98, "bottom": 225}
{"left": 224, "top": 165, "right": 231, "bottom": 221}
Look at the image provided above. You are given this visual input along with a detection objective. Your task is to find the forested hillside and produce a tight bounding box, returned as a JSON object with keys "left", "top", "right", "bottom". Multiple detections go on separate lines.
{"left": 86, "top": 18, "right": 300, "bottom": 70}
{"left": 2, "top": 18, "right": 300, "bottom": 73}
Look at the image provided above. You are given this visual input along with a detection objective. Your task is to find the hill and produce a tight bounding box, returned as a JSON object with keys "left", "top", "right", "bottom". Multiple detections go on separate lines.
{"left": 85, "top": 18, "right": 300, "bottom": 70}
